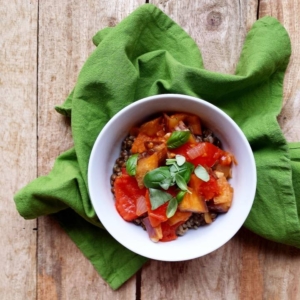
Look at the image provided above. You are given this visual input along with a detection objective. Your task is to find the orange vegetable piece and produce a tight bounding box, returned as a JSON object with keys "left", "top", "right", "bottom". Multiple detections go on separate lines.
{"left": 131, "top": 133, "right": 151, "bottom": 153}
{"left": 186, "top": 114, "right": 202, "bottom": 135}
{"left": 165, "top": 113, "right": 202, "bottom": 135}
{"left": 139, "top": 116, "right": 165, "bottom": 136}
{"left": 178, "top": 187, "right": 208, "bottom": 213}
{"left": 168, "top": 210, "right": 192, "bottom": 226}
{"left": 135, "top": 153, "right": 159, "bottom": 188}
{"left": 213, "top": 176, "right": 233, "bottom": 211}
{"left": 131, "top": 133, "right": 165, "bottom": 153}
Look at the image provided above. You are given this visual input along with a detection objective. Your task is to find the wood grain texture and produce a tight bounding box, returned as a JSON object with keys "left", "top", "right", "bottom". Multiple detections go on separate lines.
{"left": 37, "top": 0, "right": 144, "bottom": 298}
{"left": 3, "top": 1, "right": 300, "bottom": 299}
{"left": 150, "top": 0, "right": 258, "bottom": 74}
{"left": 259, "top": 0, "right": 300, "bottom": 142}
{"left": 0, "top": 1, "right": 38, "bottom": 299}
{"left": 140, "top": 1, "right": 300, "bottom": 299}
{"left": 141, "top": 1, "right": 260, "bottom": 299}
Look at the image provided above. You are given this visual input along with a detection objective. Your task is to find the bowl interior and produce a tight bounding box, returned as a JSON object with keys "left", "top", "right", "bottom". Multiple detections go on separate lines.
{"left": 88, "top": 94, "right": 256, "bottom": 261}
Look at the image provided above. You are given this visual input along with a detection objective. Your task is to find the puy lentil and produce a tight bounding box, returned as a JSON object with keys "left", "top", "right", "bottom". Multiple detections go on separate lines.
{"left": 176, "top": 213, "right": 218, "bottom": 237}
{"left": 110, "top": 135, "right": 136, "bottom": 194}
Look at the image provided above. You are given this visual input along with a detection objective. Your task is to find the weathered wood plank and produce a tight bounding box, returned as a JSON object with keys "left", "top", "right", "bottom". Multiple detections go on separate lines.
{"left": 151, "top": 0, "right": 258, "bottom": 74}
{"left": 236, "top": 228, "right": 300, "bottom": 300}
{"left": 37, "top": 1, "right": 144, "bottom": 298}
{"left": 141, "top": 1, "right": 300, "bottom": 300}
{"left": 141, "top": 1, "right": 282, "bottom": 299}
{"left": 259, "top": 0, "right": 300, "bottom": 142}
{"left": 0, "top": 1, "right": 38, "bottom": 299}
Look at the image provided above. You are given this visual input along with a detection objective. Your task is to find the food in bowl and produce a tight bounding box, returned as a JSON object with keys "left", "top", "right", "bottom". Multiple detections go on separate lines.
{"left": 88, "top": 94, "right": 256, "bottom": 261}
{"left": 110, "top": 112, "right": 236, "bottom": 242}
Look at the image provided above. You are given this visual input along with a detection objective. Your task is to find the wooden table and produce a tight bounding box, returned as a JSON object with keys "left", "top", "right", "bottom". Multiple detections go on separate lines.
{"left": 2, "top": 1, "right": 300, "bottom": 299}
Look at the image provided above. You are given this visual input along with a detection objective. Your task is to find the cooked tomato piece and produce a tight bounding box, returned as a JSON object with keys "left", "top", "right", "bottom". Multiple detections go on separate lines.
{"left": 171, "top": 143, "right": 193, "bottom": 161}
{"left": 114, "top": 172, "right": 146, "bottom": 221}
{"left": 188, "top": 173, "right": 219, "bottom": 200}
{"left": 160, "top": 221, "right": 178, "bottom": 242}
{"left": 199, "top": 175, "right": 220, "bottom": 200}
{"left": 161, "top": 221, "right": 186, "bottom": 242}
{"left": 172, "top": 142, "right": 224, "bottom": 167}
{"left": 145, "top": 190, "right": 168, "bottom": 227}
{"left": 189, "top": 142, "right": 224, "bottom": 167}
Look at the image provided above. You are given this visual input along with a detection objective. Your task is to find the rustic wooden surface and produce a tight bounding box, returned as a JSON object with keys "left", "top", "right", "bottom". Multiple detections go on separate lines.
{"left": 1, "top": 0, "right": 300, "bottom": 299}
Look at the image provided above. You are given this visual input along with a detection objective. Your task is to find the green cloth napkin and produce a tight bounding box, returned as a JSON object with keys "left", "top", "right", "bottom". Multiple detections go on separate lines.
{"left": 14, "top": 4, "right": 300, "bottom": 290}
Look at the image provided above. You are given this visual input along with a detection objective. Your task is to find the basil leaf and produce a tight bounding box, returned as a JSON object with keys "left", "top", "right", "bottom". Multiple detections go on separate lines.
{"left": 176, "top": 190, "right": 186, "bottom": 203}
{"left": 195, "top": 165, "right": 210, "bottom": 182}
{"left": 175, "top": 155, "right": 186, "bottom": 166}
{"left": 143, "top": 167, "right": 171, "bottom": 189}
{"left": 175, "top": 173, "right": 188, "bottom": 191}
{"left": 167, "top": 131, "right": 190, "bottom": 149}
{"left": 166, "top": 197, "right": 178, "bottom": 218}
{"left": 159, "top": 177, "right": 173, "bottom": 190}
{"left": 177, "top": 162, "right": 194, "bottom": 183}
{"left": 166, "top": 158, "right": 176, "bottom": 165}
{"left": 149, "top": 188, "right": 173, "bottom": 210}
{"left": 125, "top": 154, "right": 138, "bottom": 176}
{"left": 170, "top": 164, "right": 179, "bottom": 175}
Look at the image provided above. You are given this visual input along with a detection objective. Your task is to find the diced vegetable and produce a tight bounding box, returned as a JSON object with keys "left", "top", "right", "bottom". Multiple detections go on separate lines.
{"left": 168, "top": 210, "right": 192, "bottom": 226}
{"left": 188, "top": 142, "right": 224, "bottom": 167}
{"left": 178, "top": 187, "right": 208, "bottom": 213}
{"left": 164, "top": 113, "right": 202, "bottom": 135}
{"left": 131, "top": 133, "right": 165, "bottom": 153}
{"left": 136, "top": 195, "right": 148, "bottom": 216}
{"left": 135, "top": 153, "right": 159, "bottom": 188}
{"left": 145, "top": 190, "right": 169, "bottom": 227}
{"left": 139, "top": 116, "right": 165, "bottom": 136}
{"left": 213, "top": 176, "right": 233, "bottom": 209}
{"left": 142, "top": 217, "right": 163, "bottom": 242}
{"left": 215, "top": 164, "right": 232, "bottom": 178}
{"left": 204, "top": 212, "right": 213, "bottom": 224}
{"left": 189, "top": 173, "right": 219, "bottom": 200}
{"left": 114, "top": 172, "right": 146, "bottom": 221}
{"left": 160, "top": 221, "right": 181, "bottom": 242}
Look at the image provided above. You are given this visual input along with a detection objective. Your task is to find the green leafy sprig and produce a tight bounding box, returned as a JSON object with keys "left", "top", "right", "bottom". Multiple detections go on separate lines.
{"left": 144, "top": 154, "right": 211, "bottom": 218}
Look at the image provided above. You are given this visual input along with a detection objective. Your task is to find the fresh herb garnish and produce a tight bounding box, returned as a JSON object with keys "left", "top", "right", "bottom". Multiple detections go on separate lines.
{"left": 166, "top": 154, "right": 186, "bottom": 166}
{"left": 143, "top": 167, "right": 171, "bottom": 189}
{"left": 149, "top": 188, "right": 173, "bottom": 210}
{"left": 176, "top": 190, "right": 186, "bottom": 203}
{"left": 166, "top": 197, "right": 178, "bottom": 218}
{"left": 176, "top": 162, "right": 194, "bottom": 183}
{"left": 125, "top": 154, "right": 138, "bottom": 176}
{"left": 144, "top": 157, "right": 194, "bottom": 210}
{"left": 174, "top": 173, "right": 188, "bottom": 191}
{"left": 194, "top": 165, "right": 210, "bottom": 182}
{"left": 167, "top": 131, "right": 190, "bottom": 149}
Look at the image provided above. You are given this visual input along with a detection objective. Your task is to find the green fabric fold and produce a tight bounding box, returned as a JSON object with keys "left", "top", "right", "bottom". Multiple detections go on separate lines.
{"left": 14, "top": 4, "right": 300, "bottom": 289}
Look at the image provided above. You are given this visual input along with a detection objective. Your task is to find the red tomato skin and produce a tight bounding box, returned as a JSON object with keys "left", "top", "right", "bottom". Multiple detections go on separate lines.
{"left": 145, "top": 191, "right": 168, "bottom": 227}
{"left": 114, "top": 172, "right": 146, "bottom": 221}
{"left": 160, "top": 221, "right": 185, "bottom": 242}
{"left": 191, "top": 143, "right": 224, "bottom": 167}
{"left": 171, "top": 143, "right": 193, "bottom": 162}
{"left": 198, "top": 175, "right": 220, "bottom": 200}
{"left": 172, "top": 142, "right": 224, "bottom": 167}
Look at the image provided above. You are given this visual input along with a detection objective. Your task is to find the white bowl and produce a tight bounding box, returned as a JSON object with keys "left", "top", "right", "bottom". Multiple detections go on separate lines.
{"left": 88, "top": 94, "right": 256, "bottom": 261}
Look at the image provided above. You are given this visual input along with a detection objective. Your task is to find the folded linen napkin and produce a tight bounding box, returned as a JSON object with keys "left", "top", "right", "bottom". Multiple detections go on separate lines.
{"left": 14, "top": 4, "right": 300, "bottom": 289}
